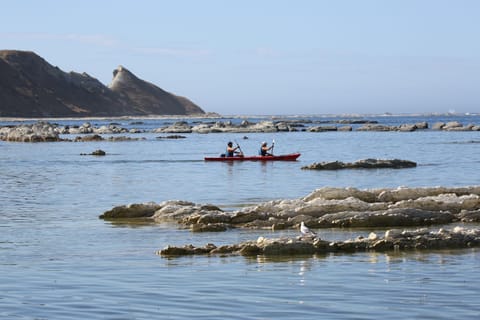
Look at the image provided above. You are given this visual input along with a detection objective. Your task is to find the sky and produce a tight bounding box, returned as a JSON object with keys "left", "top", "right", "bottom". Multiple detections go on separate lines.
{"left": 1, "top": 0, "right": 479, "bottom": 115}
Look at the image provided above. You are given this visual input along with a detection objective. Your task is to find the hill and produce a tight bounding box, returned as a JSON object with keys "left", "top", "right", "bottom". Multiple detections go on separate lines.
{"left": 0, "top": 50, "right": 204, "bottom": 117}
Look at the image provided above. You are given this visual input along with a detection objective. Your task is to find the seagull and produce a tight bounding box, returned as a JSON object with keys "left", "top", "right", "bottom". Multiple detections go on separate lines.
{"left": 300, "top": 221, "right": 317, "bottom": 237}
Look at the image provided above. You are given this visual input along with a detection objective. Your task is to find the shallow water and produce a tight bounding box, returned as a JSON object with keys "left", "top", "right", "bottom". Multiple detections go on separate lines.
{"left": 1, "top": 114, "right": 480, "bottom": 319}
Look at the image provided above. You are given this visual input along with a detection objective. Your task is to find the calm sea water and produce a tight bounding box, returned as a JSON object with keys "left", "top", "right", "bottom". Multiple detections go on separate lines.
{"left": 1, "top": 114, "right": 480, "bottom": 319}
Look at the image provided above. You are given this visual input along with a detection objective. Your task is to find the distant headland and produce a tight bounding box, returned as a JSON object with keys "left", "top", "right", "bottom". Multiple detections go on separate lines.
{"left": 0, "top": 50, "right": 205, "bottom": 117}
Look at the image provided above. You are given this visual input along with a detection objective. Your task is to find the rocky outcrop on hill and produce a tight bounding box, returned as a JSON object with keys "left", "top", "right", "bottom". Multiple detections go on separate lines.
{"left": 108, "top": 66, "right": 203, "bottom": 115}
{"left": 301, "top": 159, "right": 417, "bottom": 170}
{"left": 0, "top": 50, "right": 204, "bottom": 117}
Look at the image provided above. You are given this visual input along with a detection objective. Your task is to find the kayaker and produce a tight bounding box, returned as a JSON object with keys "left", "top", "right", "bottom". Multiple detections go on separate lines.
{"left": 226, "top": 141, "right": 242, "bottom": 157}
{"left": 259, "top": 141, "right": 273, "bottom": 156}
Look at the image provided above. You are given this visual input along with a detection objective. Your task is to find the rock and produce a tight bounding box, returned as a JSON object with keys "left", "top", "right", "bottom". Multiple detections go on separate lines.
{"left": 238, "top": 244, "right": 262, "bottom": 256}
{"left": 152, "top": 201, "right": 200, "bottom": 222}
{"left": 92, "top": 149, "right": 106, "bottom": 156}
{"left": 196, "top": 211, "right": 231, "bottom": 224}
{"left": 432, "top": 122, "right": 446, "bottom": 130}
{"left": 308, "top": 126, "right": 338, "bottom": 132}
{"left": 99, "top": 202, "right": 161, "bottom": 219}
{"left": 354, "top": 159, "right": 417, "bottom": 169}
{"left": 262, "top": 240, "right": 317, "bottom": 255}
{"left": 337, "top": 125, "right": 353, "bottom": 131}
{"left": 356, "top": 124, "right": 396, "bottom": 131}
{"left": 296, "top": 197, "right": 388, "bottom": 218}
{"left": 100, "top": 186, "right": 480, "bottom": 231}
{"left": 80, "top": 149, "right": 106, "bottom": 156}
{"left": 275, "top": 122, "right": 290, "bottom": 132}
{"left": 302, "top": 187, "right": 377, "bottom": 203}
{"left": 0, "top": 121, "right": 62, "bottom": 142}
{"left": 301, "top": 159, "right": 416, "bottom": 170}
{"left": 443, "top": 121, "right": 463, "bottom": 130}
{"left": 109, "top": 65, "right": 204, "bottom": 115}
{"left": 271, "top": 222, "right": 288, "bottom": 231}
{"left": 455, "top": 209, "right": 480, "bottom": 222}
{"left": 230, "top": 210, "right": 266, "bottom": 224}
{"left": 190, "top": 223, "right": 228, "bottom": 232}
{"left": 398, "top": 124, "right": 417, "bottom": 132}
{"left": 397, "top": 122, "right": 428, "bottom": 131}
{"left": 301, "top": 161, "right": 346, "bottom": 170}
{"left": 415, "top": 122, "right": 429, "bottom": 129}
{"left": 384, "top": 229, "right": 402, "bottom": 240}
{"left": 156, "top": 135, "right": 187, "bottom": 139}
{"left": 377, "top": 186, "right": 480, "bottom": 203}
{"left": 158, "top": 245, "right": 196, "bottom": 256}
{"left": 316, "top": 208, "right": 454, "bottom": 228}
{"left": 95, "top": 124, "right": 128, "bottom": 134}
{"left": 106, "top": 136, "right": 145, "bottom": 142}
{"left": 158, "top": 227, "right": 480, "bottom": 257}
{"left": 153, "top": 122, "right": 193, "bottom": 133}
{"left": 74, "top": 134, "right": 104, "bottom": 142}
{"left": 388, "top": 193, "right": 480, "bottom": 214}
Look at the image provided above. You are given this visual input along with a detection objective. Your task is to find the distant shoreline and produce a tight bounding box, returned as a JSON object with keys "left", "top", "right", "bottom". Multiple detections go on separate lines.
{"left": 0, "top": 112, "right": 478, "bottom": 122}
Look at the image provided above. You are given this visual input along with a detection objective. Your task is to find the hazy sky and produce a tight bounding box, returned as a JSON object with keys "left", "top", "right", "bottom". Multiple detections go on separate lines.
{"left": 2, "top": 0, "right": 479, "bottom": 115}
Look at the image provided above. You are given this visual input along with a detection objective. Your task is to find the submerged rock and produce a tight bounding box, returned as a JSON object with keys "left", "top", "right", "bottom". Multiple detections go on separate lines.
{"left": 74, "top": 134, "right": 104, "bottom": 142}
{"left": 156, "top": 135, "right": 187, "bottom": 139}
{"left": 72, "top": 135, "right": 145, "bottom": 142}
{"left": 302, "top": 159, "right": 417, "bottom": 170}
{"left": 158, "top": 227, "right": 480, "bottom": 257}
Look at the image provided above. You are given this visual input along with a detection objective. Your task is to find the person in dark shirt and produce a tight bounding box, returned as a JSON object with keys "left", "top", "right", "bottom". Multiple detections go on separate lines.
{"left": 226, "top": 141, "right": 243, "bottom": 157}
{"left": 259, "top": 141, "right": 273, "bottom": 156}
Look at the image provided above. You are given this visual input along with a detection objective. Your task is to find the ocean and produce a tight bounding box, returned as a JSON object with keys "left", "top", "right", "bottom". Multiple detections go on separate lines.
{"left": 1, "top": 114, "right": 480, "bottom": 319}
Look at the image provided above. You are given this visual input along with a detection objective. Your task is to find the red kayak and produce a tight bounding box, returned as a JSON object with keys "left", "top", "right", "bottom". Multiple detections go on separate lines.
{"left": 204, "top": 153, "right": 301, "bottom": 161}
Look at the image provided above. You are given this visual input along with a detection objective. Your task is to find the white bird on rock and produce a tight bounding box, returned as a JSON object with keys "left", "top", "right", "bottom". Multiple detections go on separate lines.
{"left": 300, "top": 221, "right": 317, "bottom": 237}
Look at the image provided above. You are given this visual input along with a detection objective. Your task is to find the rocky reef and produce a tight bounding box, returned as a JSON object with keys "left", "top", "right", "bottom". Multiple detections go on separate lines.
{"left": 2, "top": 118, "right": 480, "bottom": 142}
{"left": 153, "top": 119, "right": 480, "bottom": 133}
{"left": 0, "top": 122, "right": 146, "bottom": 142}
{"left": 158, "top": 227, "right": 480, "bottom": 257}
{"left": 100, "top": 186, "right": 480, "bottom": 230}
{"left": 301, "top": 159, "right": 417, "bottom": 170}
{"left": 0, "top": 121, "right": 63, "bottom": 142}
{"left": 100, "top": 186, "right": 480, "bottom": 256}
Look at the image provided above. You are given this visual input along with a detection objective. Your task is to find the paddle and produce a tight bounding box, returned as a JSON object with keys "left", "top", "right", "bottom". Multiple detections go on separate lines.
{"left": 234, "top": 140, "right": 244, "bottom": 156}
{"left": 271, "top": 139, "right": 275, "bottom": 155}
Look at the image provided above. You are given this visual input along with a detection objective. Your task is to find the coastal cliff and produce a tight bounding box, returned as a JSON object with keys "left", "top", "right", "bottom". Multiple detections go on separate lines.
{"left": 0, "top": 50, "right": 204, "bottom": 117}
